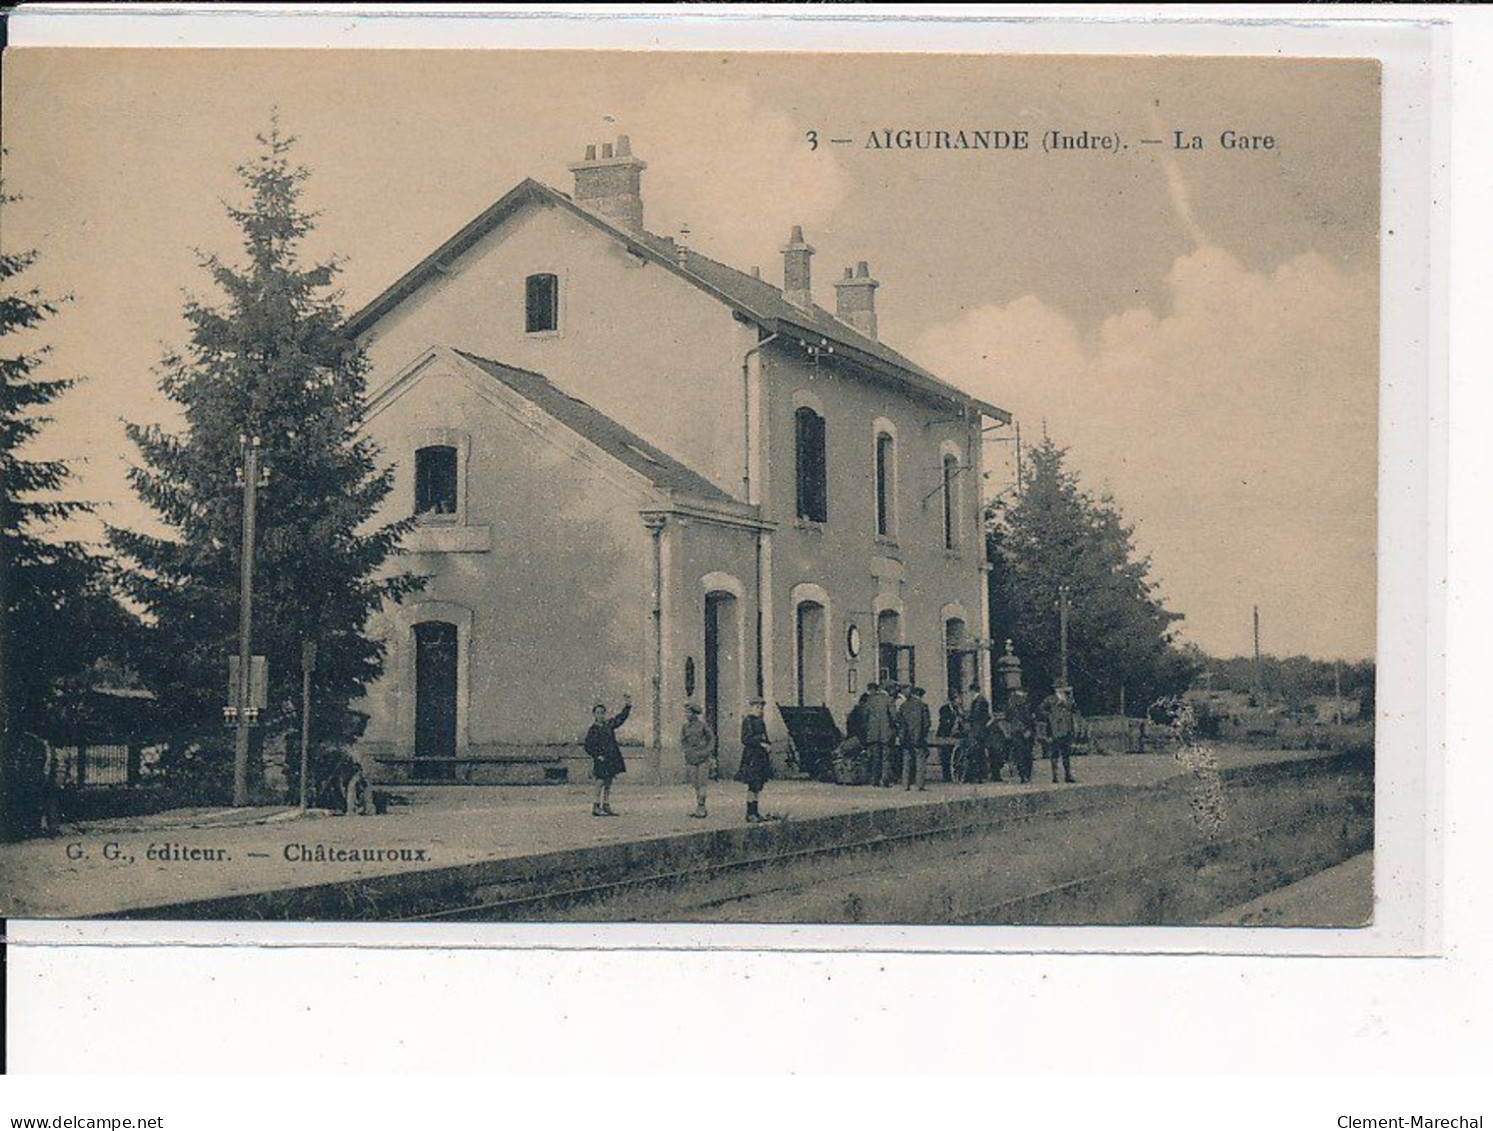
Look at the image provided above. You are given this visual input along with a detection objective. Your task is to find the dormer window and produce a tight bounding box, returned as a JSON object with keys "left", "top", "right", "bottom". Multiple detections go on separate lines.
{"left": 415, "top": 444, "right": 459, "bottom": 520}
{"left": 525, "top": 272, "right": 559, "bottom": 334}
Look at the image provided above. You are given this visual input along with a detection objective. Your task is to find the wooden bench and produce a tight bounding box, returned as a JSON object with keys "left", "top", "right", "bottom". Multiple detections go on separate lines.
{"left": 370, "top": 755, "right": 570, "bottom": 785}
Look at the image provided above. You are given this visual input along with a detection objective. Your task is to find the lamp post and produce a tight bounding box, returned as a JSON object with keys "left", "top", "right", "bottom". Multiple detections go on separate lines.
{"left": 231, "top": 435, "right": 267, "bottom": 808}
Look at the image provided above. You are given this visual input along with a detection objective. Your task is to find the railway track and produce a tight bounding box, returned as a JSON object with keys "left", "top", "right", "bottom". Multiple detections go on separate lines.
{"left": 401, "top": 761, "right": 1372, "bottom": 924}
{"left": 398, "top": 790, "right": 1121, "bottom": 922}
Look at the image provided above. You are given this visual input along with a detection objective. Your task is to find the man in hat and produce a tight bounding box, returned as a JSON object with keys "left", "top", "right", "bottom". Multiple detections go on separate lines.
{"left": 1006, "top": 687, "right": 1036, "bottom": 784}
{"left": 899, "top": 686, "right": 932, "bottom": 791}
{"left": 936, "top": 691, "right": 964, "bottom": 783}
{"left": 862, "top": 682, "right": 897, "bottom": 788}
{"left": 681, "top": 701, "right": 716, "bottom": 818}
{"left": 1041, "top": 684, "right": 1080, "bottom": 784}
{"left": 736, "top": 698, "right": 774, "bottom": 822}
{"left": 963, "top": 682, "right": 992, "bottom": 783}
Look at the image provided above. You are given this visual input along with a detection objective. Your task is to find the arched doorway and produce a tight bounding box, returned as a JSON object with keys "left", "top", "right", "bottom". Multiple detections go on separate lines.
{"left": 877, "top": 608, "right": 905, "bottom": 686}
{"left": 945, "top": 617, "right": 968, "bottom": 703}
{"left": 704, "top": 589, "right": 743, "bottom": 770}
{"left": 413, "top": 620, "right": 458, "bottom": 780}
{"left": 795, "top": 600, "right": 827, "bottom": 706}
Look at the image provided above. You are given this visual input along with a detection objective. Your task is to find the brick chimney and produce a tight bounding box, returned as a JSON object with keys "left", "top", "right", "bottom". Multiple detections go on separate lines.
{"left": 834, "top": 260, "right": 880, "bottom": 339}
{"left": 781, "top": 225, "right": 815, "bottom": 308}
{"left": 568, "top": 134, "right": 647, "bottom": 232}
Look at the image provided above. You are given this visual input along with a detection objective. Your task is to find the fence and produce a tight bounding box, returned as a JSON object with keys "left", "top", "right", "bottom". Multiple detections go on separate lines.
{"left": 47, "top": 743, "right": 166, "bottom": 789}
{"left": 1084, "top": 715, "right": 1165, "bottom": 755}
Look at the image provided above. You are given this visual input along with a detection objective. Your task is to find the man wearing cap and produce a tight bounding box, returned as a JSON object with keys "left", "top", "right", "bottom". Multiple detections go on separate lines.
{"left": 681, "top": 701, "right": 716, "bottom": 818}
{"left": 736, "top": 698, "right": 774, "bottom": 822}
{"left": 899, "top": 686, "right": 932, "bottom": 791}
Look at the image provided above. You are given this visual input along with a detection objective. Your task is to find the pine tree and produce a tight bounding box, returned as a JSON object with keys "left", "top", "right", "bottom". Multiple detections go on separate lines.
{"left": 988, "top": 436, "right": 1196, "bottom": 714}
{"left": 109, "top": 124, "right": 419, "bottom": 801}
{"left": 2, "top": 176, "right": 125, "bottom": 839}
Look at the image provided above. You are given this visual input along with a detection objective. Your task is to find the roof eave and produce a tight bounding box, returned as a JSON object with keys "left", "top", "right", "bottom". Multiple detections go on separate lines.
{"left": 771, "top": 312, "right": 1012, "bottom": 423}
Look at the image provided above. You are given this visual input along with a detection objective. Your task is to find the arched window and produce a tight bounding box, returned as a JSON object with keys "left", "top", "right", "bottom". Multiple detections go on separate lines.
{"left": 875, "top": 431, "right": 896, "bottom": 538}
{"left": 415, "top": 444, "right": 458, "bottom": 519}
{"left": 525, "top": 272, "right": 559, "bottom": 333}
{"left": 942, "top": 453, "right": 959, "bottom": 550}
{"left": 794, "top": 406, "right": 828, "bottom": 523}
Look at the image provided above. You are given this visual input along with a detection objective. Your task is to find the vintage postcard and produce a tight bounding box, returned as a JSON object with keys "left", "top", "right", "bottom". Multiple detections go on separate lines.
{"left": 0, "top": 43, "right": 1405, "bottom": 936}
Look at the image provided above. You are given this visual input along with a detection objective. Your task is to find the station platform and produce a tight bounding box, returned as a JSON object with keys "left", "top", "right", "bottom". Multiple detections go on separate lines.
{"left": 0, "top": 745, "right": 1348, "bottom": 920}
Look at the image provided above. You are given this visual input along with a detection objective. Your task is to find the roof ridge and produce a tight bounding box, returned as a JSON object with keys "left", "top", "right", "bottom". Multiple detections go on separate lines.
{"left": 349, "top": 176, "right": 1009, "bottom": 423}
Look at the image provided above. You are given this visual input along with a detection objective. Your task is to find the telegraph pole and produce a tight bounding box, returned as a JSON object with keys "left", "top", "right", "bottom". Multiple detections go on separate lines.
{"left": 0, "top": 464, "right": 12, "bottom": 842}
{"left": 299, "top": 640, "right": 316, "bottom": 811}
{"left": 1014, "top": 420, "right": 1025, "bottom": 495}
{"left": 1252, "top": 604, "right": 1263, "bottom": 702}
{"left": 232, "top": 435, "right": 262, "bottom": 808}
{"left": 1057, "top": 584, "right": 1072, "bottom": 689}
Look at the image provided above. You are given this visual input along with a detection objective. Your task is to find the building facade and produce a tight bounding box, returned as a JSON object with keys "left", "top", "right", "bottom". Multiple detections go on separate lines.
{"left": 348, "top": 137, "right": 1008, "bottom": 783}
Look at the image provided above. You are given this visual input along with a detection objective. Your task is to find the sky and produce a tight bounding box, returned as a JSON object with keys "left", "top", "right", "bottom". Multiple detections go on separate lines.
{"left": 1, "top": 49, "right": 1380, "bottom": 660}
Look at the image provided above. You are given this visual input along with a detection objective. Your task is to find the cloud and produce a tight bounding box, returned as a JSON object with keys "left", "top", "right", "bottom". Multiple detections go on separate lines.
{"left": 916, "top": 247, "right": 1378, "bottom": 660}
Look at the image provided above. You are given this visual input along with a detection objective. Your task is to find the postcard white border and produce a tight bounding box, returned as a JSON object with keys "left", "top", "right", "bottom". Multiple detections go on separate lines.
{"left": 0, "top": 7, "right": 1463, "bottom": 1076}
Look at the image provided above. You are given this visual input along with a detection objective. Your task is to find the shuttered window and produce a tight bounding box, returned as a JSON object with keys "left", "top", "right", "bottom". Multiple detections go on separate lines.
{"left": 525, "top": 272, "right": 559, "bottom": 333}
{"left": 795, "top": 406, "right": 828, "bottom": 523}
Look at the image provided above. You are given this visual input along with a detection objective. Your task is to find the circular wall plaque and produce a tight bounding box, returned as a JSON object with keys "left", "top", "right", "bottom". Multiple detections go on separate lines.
{"left": 846, "top": 624, "right": 862, "bottom": 659}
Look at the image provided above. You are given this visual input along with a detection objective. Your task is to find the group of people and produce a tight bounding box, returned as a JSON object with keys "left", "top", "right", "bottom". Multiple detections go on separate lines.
{"left": 934, "top": 682, "right": 1080, "bottom": 785}
{"left": 580, "top": 679, "right": 1082, "bottom": 825}
{"left": 583, "top": 694, "right": 776, "bottom": 824}
{"left": 837, "top": 682, "right": 934, "bottom": 790}
{"left": 833, "top": 680, "right": 1081, "bottom": 788}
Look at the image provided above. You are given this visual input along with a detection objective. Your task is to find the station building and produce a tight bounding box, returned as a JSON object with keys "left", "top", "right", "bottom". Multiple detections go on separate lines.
{"left": 347, "top": 136, "right": 1009, "bottom": 783}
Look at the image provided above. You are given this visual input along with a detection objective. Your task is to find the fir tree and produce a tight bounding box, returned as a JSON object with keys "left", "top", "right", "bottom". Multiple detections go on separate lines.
{"left": 987, "top": 436, "right": 1196, "bottom": 714}
{"left": 110, "top": 124, "right": 419, "bottom": 799}
{"left": 2, "top": 176, "right": 126, "bottom": 839}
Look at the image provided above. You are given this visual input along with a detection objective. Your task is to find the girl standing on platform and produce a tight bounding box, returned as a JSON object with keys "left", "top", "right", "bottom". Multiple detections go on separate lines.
{"left": 585, "top": 694, "right": 631, "bottom": 817}
{"left": 736, "top": 698, "right": 773, "bottom": 823}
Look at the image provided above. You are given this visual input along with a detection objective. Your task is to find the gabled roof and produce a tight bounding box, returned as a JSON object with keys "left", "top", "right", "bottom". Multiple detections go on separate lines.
{"left": 346, "top": 178, "right": 1011, "bottom": 423}
{"left": 451, "top": 350, "right": 735, "bottom": 503}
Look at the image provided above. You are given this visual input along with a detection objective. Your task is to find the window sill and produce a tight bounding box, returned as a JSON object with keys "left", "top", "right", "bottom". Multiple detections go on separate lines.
{"left": 943, "top": 548, "right": 964, "bottom": 562}
{"left": 406, "top": 524, "right": 492, "bottom": 554}
{"left": 875, "top": 535, "right": 901, "bottom": 551}
{"left": 793, "top": 517, "right": 827, "bottom": 534}
{"left": 525, "top": 329, "right": 562, "bottom": 340}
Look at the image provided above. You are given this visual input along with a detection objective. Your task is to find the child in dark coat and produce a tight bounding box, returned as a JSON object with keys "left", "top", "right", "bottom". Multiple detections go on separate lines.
{"left": 585, "top": 694, "right": 631, "bottom": 816}
{"left": 735, "top": 699, "right": 773, "bottom": 823}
